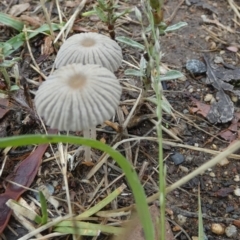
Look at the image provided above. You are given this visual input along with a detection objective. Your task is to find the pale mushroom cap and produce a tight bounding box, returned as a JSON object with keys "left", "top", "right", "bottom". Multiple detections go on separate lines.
{"left": 54, "top": 32, "right": 123, "bottom": 72}
{"left": 35, "top": 64, "right": 122, "bottom": 131}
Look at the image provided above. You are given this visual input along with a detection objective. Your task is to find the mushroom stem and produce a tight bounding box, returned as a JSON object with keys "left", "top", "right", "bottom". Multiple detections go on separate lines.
{"left": 83, "top": 128, "right": 93, "bottom": 161}
{"left": 90, "top": 126, "right": 96, "bottom": 140}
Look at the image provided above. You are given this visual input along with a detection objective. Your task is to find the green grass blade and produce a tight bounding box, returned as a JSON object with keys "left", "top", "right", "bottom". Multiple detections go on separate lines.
{"left": 54, "top": 226, "right": 99, "bottom": 236}
{"left": 76, "top": 184, "right": 125, "bottom": 219}
{"left": 3, "top": 23, "right": 64, "bottom": 56}
{"left": 0, "top": 134, "right": 154, "bottom": 240}
{"left": 0, "top": 12, "right": 24, "bottom": 31}
{"left": 116, "top": 36, "right": 145, "bottom": 50}
{"left": 39, "top": 191, "right": 48, "bottom": 225}
{"left": 55, "top": 221, "right": 122, "bottom": 235}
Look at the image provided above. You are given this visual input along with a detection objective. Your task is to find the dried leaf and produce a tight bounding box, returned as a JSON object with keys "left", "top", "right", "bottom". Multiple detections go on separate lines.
{"left": 206, "top": 90, "right": 234, "bottom": 124}
{"left": 0, "top": 129, "right": 57, "bottom": 234}
{"left": 42, "top": 36, "right": 54, "bottom": 55}
{"left": 20, "top": 15, "right": 42, "bottom": 28}
{"left": 113, "top": 205, "right": 174, "bottom": 240}
{"left": 212, "top": 187, "right": 234, "bottom": 197}
{"left": 226, "top": 46, "right": 238, "bottom": 53}
{"left": 204, "top": 55, "right": 234, "bottom": 123}
{"left": 189, "top": 97, "right": 210, "bottom": 118}
{"left": 9, "top": 3, "right": 30, "bottom": 17}
{"left": 218, "top": 129, "right": 237, "bottom": 142}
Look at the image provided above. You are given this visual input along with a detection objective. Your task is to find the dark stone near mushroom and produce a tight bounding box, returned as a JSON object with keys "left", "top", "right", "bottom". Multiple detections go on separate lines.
{"left": 170, "top": 152, "right": 185, "bottom": 165}
{"left": 186, "top": 59, "right": 207, "bottom": 75}
{"left": 225, "top": 206, "right": 235, "bottom": 213}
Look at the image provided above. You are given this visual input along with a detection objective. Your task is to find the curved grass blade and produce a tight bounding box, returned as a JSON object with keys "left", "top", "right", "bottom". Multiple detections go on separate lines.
{"left": 0, "top": 134, "right": 154, "bottom": 240}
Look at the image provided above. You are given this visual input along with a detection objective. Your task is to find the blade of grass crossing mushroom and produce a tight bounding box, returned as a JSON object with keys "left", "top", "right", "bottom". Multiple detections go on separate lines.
{"left": 0, "top": 135, "right": 155, "bottom": 240}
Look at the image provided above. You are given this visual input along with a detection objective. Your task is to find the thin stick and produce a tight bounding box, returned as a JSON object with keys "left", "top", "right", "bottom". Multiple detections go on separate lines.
{"left": 58, "top": 141, "right": 73, "bottom": 216}
{"left": 54, "top": 0, "right": 87, "bottom": 43}
{"left": 147, "top": 140, "right": 240, "bottom": 203}
{"left": 18, "top": 214, "right": 72, "bottom": 240}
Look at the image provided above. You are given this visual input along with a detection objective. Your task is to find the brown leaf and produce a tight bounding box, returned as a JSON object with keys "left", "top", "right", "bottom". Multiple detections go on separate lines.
{"left": 113, "top": 205, "right": 174, "bottom": 240}
{"left": 233, "top": 220, "right": 240, "bottom": 228}
{"left": 189, "top": 97, "right": 210, "bottom": 118}
{"left": 20, "top": 15, "right": 42, "bottom": 28}
{"left": 9, "top": 3, "right": 30, "bottom": 17}
{"left": 218, "top": 129, "right": 237, "bottom": 142}
{"left": 42, "top": 36, "right": 54, "bottom": 56}
{"left": 212, "top": 187, "right": 234, "bottom": 197}
{"left": 0, "top": 129, "right": 57, "bottom": 233}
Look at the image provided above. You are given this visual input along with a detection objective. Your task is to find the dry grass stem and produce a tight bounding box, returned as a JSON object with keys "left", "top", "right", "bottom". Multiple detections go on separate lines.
{"left": 54, "top": 0, "right": 87, "bottom": 43}
{"left": 147, "top": 140, "right": 240, "bottom": 203}
{"left": 11, "top": 209, "right": 43, "bottom": 238}
{"left": 40, "top": 0, "right": 54, "bottom": 39}
{"left": 228, "top": 0, "right": 240, "bottom": 19}
{"left": 18, "top": 214, "right": 72, "bottom": 240}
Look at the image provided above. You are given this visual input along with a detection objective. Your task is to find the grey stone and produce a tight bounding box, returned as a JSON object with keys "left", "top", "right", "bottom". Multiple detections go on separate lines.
{"left": 225, "top": 225, "right": 237, "bottom": 238}
{"left": 186, "top": 59, "right": 207, "bottom": 74}
{"left": 170, "top": 152, "right": 185, "bottom": 165}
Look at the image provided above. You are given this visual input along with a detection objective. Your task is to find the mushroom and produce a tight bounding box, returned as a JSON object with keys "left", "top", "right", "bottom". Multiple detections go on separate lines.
{"left": 54, "top": 32, "right": 123, "bottom": 72}
{"left": 35, "top": 63, "right": 122, "bottom": 160}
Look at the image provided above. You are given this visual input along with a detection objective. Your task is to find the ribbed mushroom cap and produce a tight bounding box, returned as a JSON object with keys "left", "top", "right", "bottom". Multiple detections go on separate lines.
{"left": 54, "top": 32, "right": 123, "bottom": 72}
{"left": 35, "top": 64, "right": 122, "bottom": 131}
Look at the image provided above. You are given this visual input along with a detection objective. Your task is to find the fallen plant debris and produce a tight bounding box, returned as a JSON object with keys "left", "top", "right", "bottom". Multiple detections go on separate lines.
{"left": 0, "top": 129, "right": 56, "bottom": 234}
{"left": 204, "top": 55, "right": 234, "bottom": 124}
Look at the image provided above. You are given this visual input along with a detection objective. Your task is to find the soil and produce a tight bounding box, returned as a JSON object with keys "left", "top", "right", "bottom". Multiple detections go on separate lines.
{"left": 1, "top": 0, "right": 240, "bottom": 239}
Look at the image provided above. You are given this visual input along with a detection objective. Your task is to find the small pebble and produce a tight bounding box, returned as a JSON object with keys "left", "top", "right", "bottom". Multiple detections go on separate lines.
{"left": 210, "top": 97, "right": 216, "bottom": 104}
{"left": 186, "top": 156, "right": 193, "bottom": 162}
{"left": 211, "top": 223, "right": 225, "bottom": 235}
{"left": 191, "top": 237, "right": 199, "bottom": 240}
{"left": 231, "top": 95, "right": 238, "bottom": 103}
{"left": 176, "top": 214, "right": 187, "bottom": 225}
{"left": 179, "top": 165, "right": 189, "bottom": 173}
{"left": 188, "top": 87, "right": 194, "bottom": 93}
{"left": 185, "top": 0, "right": 191, "bottom": 6}
{"left": 204, "top": 93, "right": 213, "bottom": 102}
{"left": 226, "top": 206, "right": 235, "bottom": 213}
{"left": 44, "top": 152, "right": 51, "bottom": 158}
{"left": 183, "top": 109, "right": 189, "bottom": 114}
{"left": 234, "top": 187, "right": 240, "bottom": 196}
{"left": 218, "top": 158, "right": 229, "bottom": 166}
{"left": 209, "top": 172, "right": 216, "bottom": 177}
{"left": 214, "top": 56, "right": 223, "bottom": 64}
{"left": 234, "top": 175, "right": 240, "bottom": 182}
{"left": 172, "top": 225, "right": 181, "bottom": 231}
{"left": 212, "top": 144, "right": 217, "bottom": 150}
{"left": 170, "top": 152, "right": 185, "bottom": 165}
{"left": 225, "top": 225, "right": 237, "bottom": 238}
{"left": 186, "top": 59, "right": 207, "bottom": 75}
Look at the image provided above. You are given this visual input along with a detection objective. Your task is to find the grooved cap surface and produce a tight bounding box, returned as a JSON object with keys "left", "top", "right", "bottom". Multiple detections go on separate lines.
{"left": 55, "top": 33, "right": 123, "bottom": 72}
{"left": 35, "top": 64, "right": 122, "bottom": 131}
